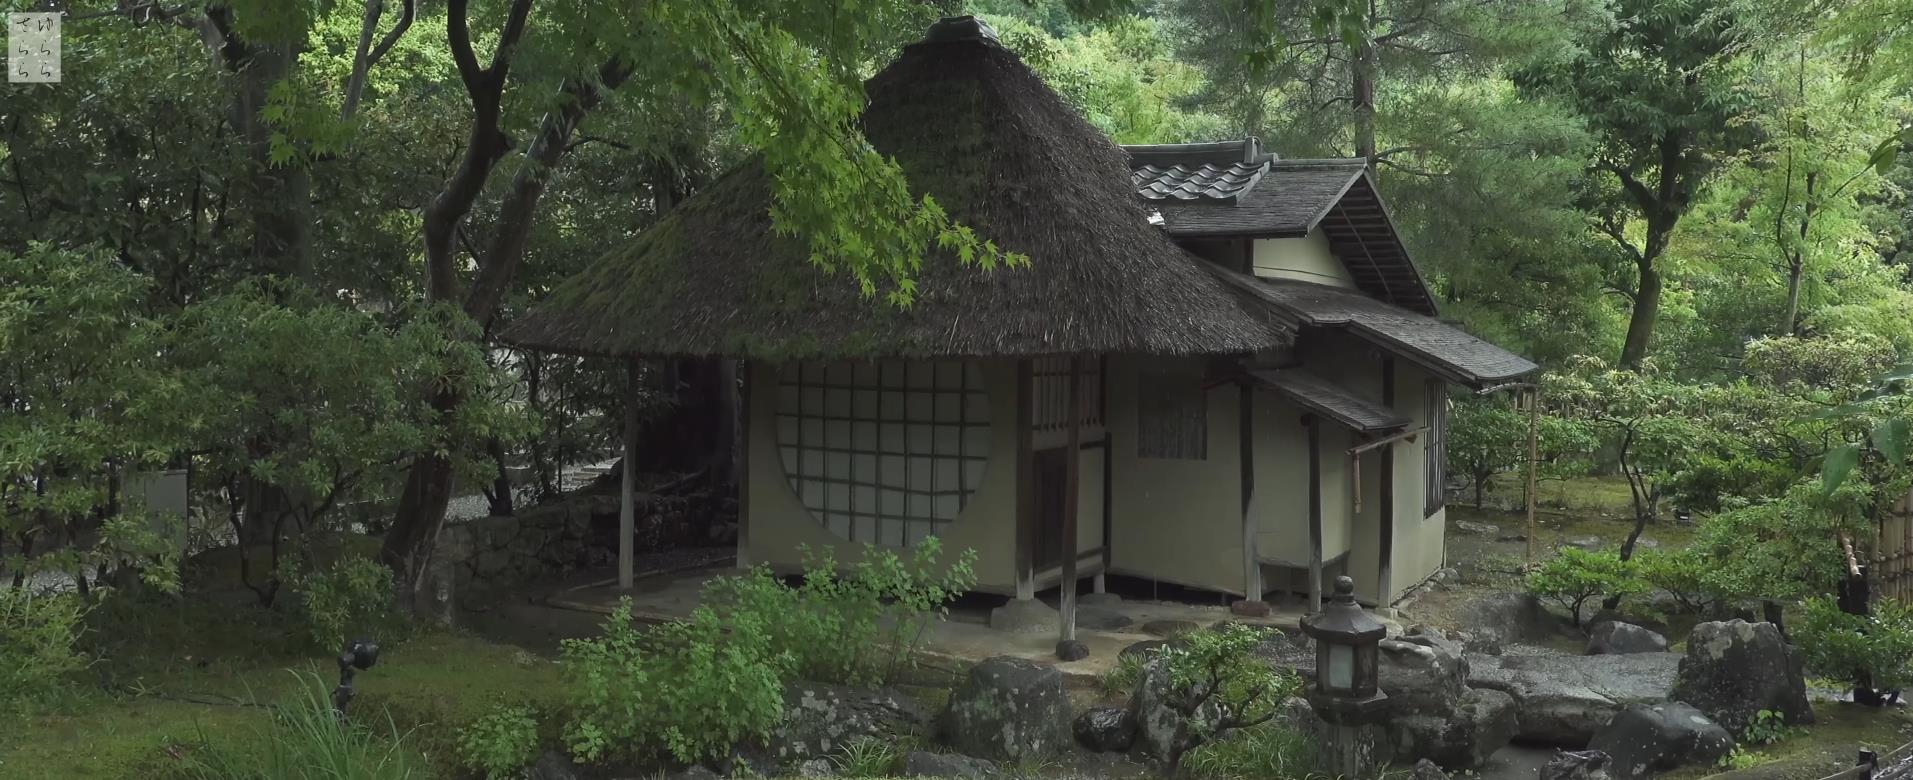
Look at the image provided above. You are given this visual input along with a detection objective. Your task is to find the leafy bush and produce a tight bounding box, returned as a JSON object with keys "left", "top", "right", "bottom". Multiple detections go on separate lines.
{"left": 829, "top": 736, "right": 901, "bottom": 777}
{"left": 1741, "top": 709, "right": 1800, "bottom": 746}
{"left": 1796, "top": 596, "right": 1913, "bottom": 696}
{"left": 1718, "top": 747, "right": 1772, "bottom": 770}
{"left": 456, "top": 704, "right": 542, "bottom": 779}
{"left": 1099, "top": 651, "right": 1148, "bottom": 698}
{"left": 291, "top": 557, "right": 407, "bottom": 652}
{"left": 703, "top": 539, "right": 976, "bottom": 686}
{"left": 1526, "top": 547, "right": 1646, "bottom": 626}
{"left": 1153, "top": 624, "right": 1304, "bottom": 775}
{"left": 1633, "top": 547, "right": 1723, "bottom": 615}
{"left": 177, "top": 672, "right": 428, "bottom": 780}
{"left": 1180, "top": 721, "right": 1322, "bottom": 780}
{"left": 561, "top": 598, "right": 786, "bottom": 765}
{"left": 0, "top": 588, "right": 90, "bottom": 709}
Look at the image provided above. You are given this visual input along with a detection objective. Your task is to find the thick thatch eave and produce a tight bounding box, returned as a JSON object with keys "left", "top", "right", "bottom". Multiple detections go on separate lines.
{"left": 502, "top": 20, "right": 1294, "bottom": 362}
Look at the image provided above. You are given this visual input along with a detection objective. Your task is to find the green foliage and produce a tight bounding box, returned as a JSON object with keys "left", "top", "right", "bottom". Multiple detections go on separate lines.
{"left": 1526, "top": 547, "right": 1646, "bottom": 626}
{"left": 1180, "top": 720, "right": 1323, "bottom": 780}
{"left": 1155, "top": 624, "right": 1305, "bottom": 774}
{"left": 289, "top": 557, "right": 407, "bottom": 653}
{"left": 176, "top": 672, "right": 428, "bottom": 780}
{"left": 1100, "top": 651, "right": 1148, "bottom": 698}
{"left": 455, "top": 704, "right": 542, "bottom": 780}
{"left": 1742, "top": 709, "right": 1801, "bottom": 746}
{"left": 830, "top": 736, "right": 902, "bottom": 777}
{"left": 1448, "top": 396, "right": 1599, "bottom": 508}
{"left": 1796, "top": 596, "right": 1913, "bottom": 694}
{"left": 0, "top": 588, "right": 90, "bottom": 710}
{"left": 1632, "top": 547, "right": 1721, "bottom": 615}
{"left": 1690, "top": 481, "right": 1860, "bottom": 604}
{"left": 560, "top": 598, "right": 786, "bottom": 765}
{"left": 704, "top": 539, "right": 977, "bottom": 687}
{"left": 1718, "top": 746, "right": 1773, "bottom": 770}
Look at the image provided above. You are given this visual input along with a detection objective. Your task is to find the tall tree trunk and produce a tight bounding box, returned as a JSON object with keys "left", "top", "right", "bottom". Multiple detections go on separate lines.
{"left": 1781, "top": 171, "right": 1816, "bottom": 335}
{"left": 1352, "top": 7, "right": 1378, "bottom": 172}
{"left": 207, "top": 15, "right": 314, "bottom": 282}
{"left": 1618, "top": 258, "right": 1661, "bottom": 370}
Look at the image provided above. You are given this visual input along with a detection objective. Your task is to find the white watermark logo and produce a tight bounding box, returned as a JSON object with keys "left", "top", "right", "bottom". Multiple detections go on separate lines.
{"left": 10, "top": 12, "right": 60, "bottom": 83}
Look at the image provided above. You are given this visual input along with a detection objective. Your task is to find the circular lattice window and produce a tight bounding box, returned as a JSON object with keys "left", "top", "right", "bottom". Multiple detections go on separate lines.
{"left": 774, "top": 361, "right": 991, "bottom": 547}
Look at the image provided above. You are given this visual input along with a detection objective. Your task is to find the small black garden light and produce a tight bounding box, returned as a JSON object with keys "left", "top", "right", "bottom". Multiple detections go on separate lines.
{"left": 1300, "top": 576, "right": 1389, "bottom": 779}
{"left": 331, "top": 639, "right": 381, "bottom": 721}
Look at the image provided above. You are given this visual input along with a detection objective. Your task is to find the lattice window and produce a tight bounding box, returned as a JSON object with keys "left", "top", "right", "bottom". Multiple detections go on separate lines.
{"left": 1136, "top": 372, "right": 1207, "bottom": 460}
{"left": 775, "top": 361, "right": 991, "bottom": 546}
{"left": 1032, "top": 356, "right": 1103, "bottom": 432}
{"left": 1425, "top": 380, "right": 1448, "bottom": 516}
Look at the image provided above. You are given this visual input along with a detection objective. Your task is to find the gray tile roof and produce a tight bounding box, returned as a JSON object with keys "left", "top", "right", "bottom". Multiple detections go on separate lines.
{"left": 1250, "top": 368, "right": 1409, "bottom": 432}
{"left": 1123, "top": 142, "right": 1437, "bottom": 315}
{"left": 1209, "top": 267, "right": 1537, "bottom": 386}
{"left": 1134, "top": 161, "right": 1269, "bottom": 202}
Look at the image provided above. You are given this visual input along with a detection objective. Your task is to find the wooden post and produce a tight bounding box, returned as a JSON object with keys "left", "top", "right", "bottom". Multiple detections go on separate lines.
{"left": 1239, "top": 380, "right": 1261, "bottom": 603}
{"left": 1307, "top": 415, "right": 1324, "bottom": 613}
{"left": 619, "top": 359, "right": 640, "bottom": 590}
{"left": 1378, "top": 358, "right": 1395, "bottom": 601}
{"left": 1059, "top": 356, "right": 1085, "bottom": 642}
{"left": 1014, "top": 360, "right": 1035, "bottom": 601}
{"left": 1857, "top": 749, "right": 1878, "bottom": 780}
{"left": 1526, "top": 387, "right": 1540, "bottom": 565}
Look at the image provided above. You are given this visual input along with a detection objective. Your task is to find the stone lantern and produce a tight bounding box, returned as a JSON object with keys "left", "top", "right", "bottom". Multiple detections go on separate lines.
{"left": 1300, "top": 576, "right": 1389, "bottom": 778}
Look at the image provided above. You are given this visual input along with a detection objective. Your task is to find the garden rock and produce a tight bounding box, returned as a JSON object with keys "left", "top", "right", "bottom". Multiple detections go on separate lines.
{"left": 1076, "top": 605, "right": 1133, "bottom": 631}
{"left": 1540, "top": 750, "right": 1613, "bottom": 780}
{"left": 770, "top": 683, "right": 928, "bottom": 760}
{"left": 938, "top": 656, "right": 1070, "bottom": 763}
{"left": 1671, "top": 620, "right": 1813, "bottom": 734}
{"left": 1141, "top": 619, "right": 1199, "bottom": 638}
{"left": 1073, "top": 706, "right": 1137, "bottom": 752}
{"left": 1460, "top": 591, "right": 1563, "bottom": 643}
{"left": 989, "top": 598, "right": 1059, "bottom": 634}
{"left": 1455, "top": 520, "right": 1500, "bottom": 536}
{"left": 1585, "top": 621, "right": 1669, "bottom": 655}
{"left": 1390, "top": 687, "right": 1519, "bottom": 769}
{"left": 797, "top": 758, "right": 836, "bottom": 777}
{"left": 1379, "top": 633, "right": 1468, "bottom": 712}
{"left": 1121, "top": 638, "right": 1174, "bottom": 661}
{"left": 528, "top": 750, "right": 582, "bottom": 780}
{"left": 1271, "top": 696, "right": 1392, "bottom": 778}
{"left": 1468, "top": 652, "right": 1680, "bottom": 746}
{"left": 1587, "top": 703, "right": 1734, "bottom": 780}
{"left": 1055, "top": 639, "right": 1088, "bottom": 661}
{"left": 1413, "top": 758, "right": 1452, "bottom": 780}
{"left": 902, "top": 751, "right": 999, "bottom": 779}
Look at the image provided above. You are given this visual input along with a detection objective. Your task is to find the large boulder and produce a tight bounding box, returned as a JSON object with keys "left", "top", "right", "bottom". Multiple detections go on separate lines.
{"left": 1586, "top": 622, "right": 1669, "bottom": 655}
{"left": 1459, "top": 591, "right": 1565, "bottom": 644}
{"left": 1131, "top": 657, "right": 1205, "bottom": 760}
{"left": 938, "top": 657, "right": 1071, "bottom": 763}
{"left": 902, "top": 751, "right": 999, "bottom": 779}
{"left": 1468, "top": 652, "right": 1680, "bottom": 746}
{"left": 1074, "top": 706, "right": 1137, "bottom": 753}
{"left": 1390, "top": 688, "right": 1520, "bottom": 770}
{"left": 1540, "top": 750, "right": 1613, "bottom": 780}
{"left": 768, "top": 683, "right": 929, "bottom": 761}
{"left": 1379, "top": 633, "right": 1469, "bottom": 712}
{"left": 1671, "top": 620, "right": 1814, "bottom": 735}
{"left": 1588, "top": 703, "right": 1734, "bottom": 780}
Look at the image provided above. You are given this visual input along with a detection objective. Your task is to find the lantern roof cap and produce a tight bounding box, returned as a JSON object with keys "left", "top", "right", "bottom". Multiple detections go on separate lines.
{"left": 1300, "top": 576, "right": 1387, "bottom": 641}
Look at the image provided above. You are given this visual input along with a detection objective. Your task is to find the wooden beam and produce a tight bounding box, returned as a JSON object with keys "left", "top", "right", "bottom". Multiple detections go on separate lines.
{"left": 1240, "top": 381, "right": 1261, "bottom": 602}
{"left": 1014, "top": 359, "right": 1035, "bottom": 601}
{"left": 1308, "top": 414, "right": 1324, "bottom": 612}
{"left": 1379, "top": 357, "right": 1396, "bottom": 602}
{"left": 619, "top": 359, "right": 639, "bottom": 590}
{"left": 1100, "top": 357, "right": 1113, "bottom": 583}
{"left": 1059, "top": 356, "right": 1085, "bottom": 641}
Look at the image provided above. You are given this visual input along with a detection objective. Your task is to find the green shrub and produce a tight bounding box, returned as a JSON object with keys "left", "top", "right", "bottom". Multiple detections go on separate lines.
{"left": 1526, "top": 547, "right": 1646, "bottom": 626}
{"left": 291, "top": 557, "right": 406, "bottom": 652}
{"left": 829, "top": 736, "right": 901, "bottom": 777}
{"left": 456, "top": 704, "right": 541, "bottom": 779}
{"left": 1718, "top": 747, "right": 1772, "bottom": 770}
{"left": 0, "top": 588, "right": 90, "bottom": 709}
{"left": 704, "top": 538, "right": 976, "bottom": 686}
{"left": 177, "top": 672, "right": 428, "bottom": 779}
{"left": 1153, "top": 624, "right": 1303, "bottom": 776}
{"left": 1633, "top": 547, "right": 1723, "bottom": 615}
{"left": 1099, "top": 651, "right": 1148, "bottom": 698}
{"left": 1180, "top": 721, "right": 1322, "bottom": 780}
{"left": 561, "top": 598, "right": 787, "bottom": 765}
{"left": 1741, "top": 709, "right": 1800, "bottom": 746}
{"left": 1796, "top": 596, "right": 1913, "bottom": 694}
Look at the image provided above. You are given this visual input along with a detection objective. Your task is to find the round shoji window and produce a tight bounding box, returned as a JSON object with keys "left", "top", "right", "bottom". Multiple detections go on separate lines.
{"left": 774, "top": 361, "right": 991, "bottom": 547}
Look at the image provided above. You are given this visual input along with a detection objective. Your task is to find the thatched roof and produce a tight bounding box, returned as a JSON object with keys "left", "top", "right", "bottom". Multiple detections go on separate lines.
{"left": 502, "top": 17, "right": 1295, "bottom": 362}
{"left": 1125, "top": 141, "right": 1439, "bottom": 316}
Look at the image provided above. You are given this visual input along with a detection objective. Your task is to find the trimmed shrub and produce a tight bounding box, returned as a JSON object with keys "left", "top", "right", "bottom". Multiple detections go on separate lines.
{"left": 1526, "top": 547, "right": 1646, "bottom": 626}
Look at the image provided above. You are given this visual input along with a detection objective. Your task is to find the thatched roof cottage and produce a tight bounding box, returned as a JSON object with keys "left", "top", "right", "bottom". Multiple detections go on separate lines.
{"left": 504, "top": 16, "right": 1535, "bottom": 644}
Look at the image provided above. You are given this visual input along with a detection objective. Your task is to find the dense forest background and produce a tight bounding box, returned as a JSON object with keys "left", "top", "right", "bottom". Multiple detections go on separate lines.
{"left": 2, "top": 0, "right": 1912, "bottom": 606}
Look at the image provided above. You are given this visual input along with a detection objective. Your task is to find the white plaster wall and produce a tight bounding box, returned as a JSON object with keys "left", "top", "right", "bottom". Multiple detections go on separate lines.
{"left": 1252, "top": 232, "right": 1354, "bottom": 288}
{"left": 1107, "top": 355, "right": 1246, "bottom": 595}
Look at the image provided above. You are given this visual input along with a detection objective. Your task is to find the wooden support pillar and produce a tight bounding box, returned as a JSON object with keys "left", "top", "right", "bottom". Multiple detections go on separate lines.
{"left": 1307, "top": 415, "right": 1324, "bottom": 613}
{"left": 1525, "top": 387, "right": 1540, "bottom": 565}
{"left": 1239, "top": 381, "right": 1261, "bottom": 603}
{"left": 619, "top": 359, "right": 640, "bottom": 590}
{"left": 1014, "top": 359, "right": 1035, "bottom": 601}
{"left": 1059, "top": 356, "right": 1085, "bottom": 642}
{"left": 1378, "top": 358, "right": 1395, "bottom": 602}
